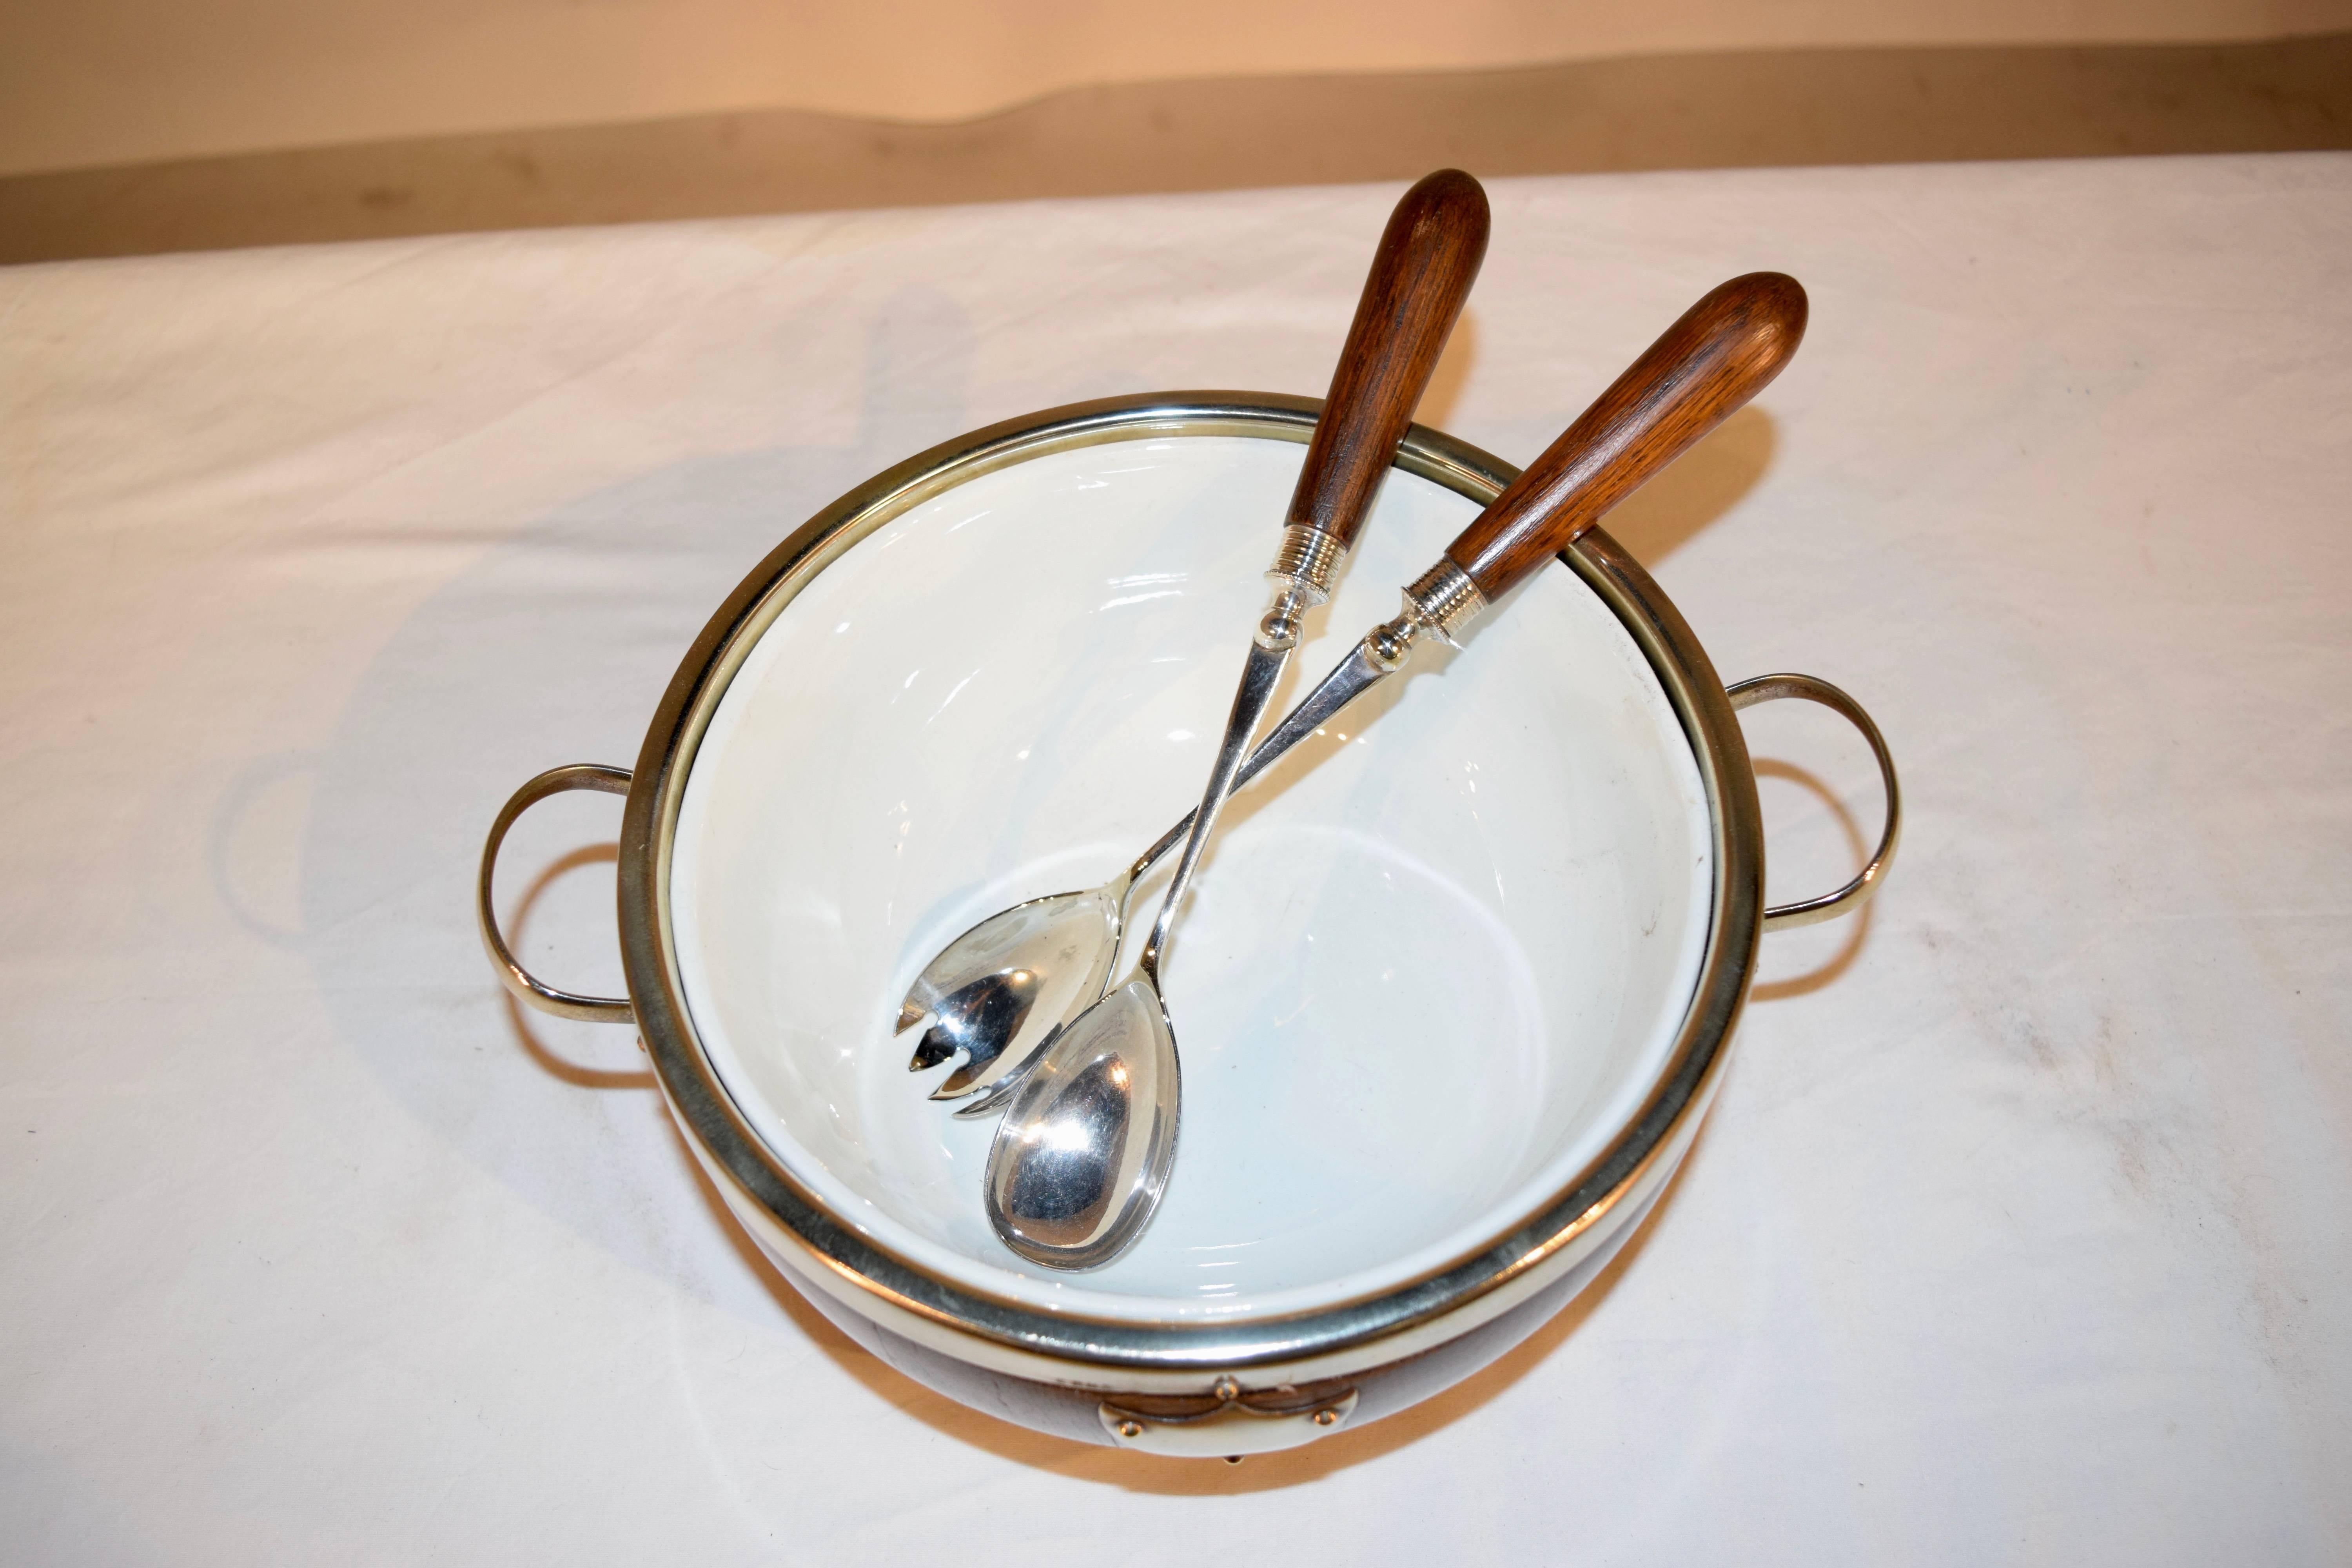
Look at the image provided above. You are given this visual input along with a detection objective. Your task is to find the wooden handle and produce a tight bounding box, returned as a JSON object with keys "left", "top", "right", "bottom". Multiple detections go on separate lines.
{"left": 1445, "top": 272, "right": 1808, "bottom": 598}
{"left": 1286, "top": 169, "right": 1490, "bottom": 551}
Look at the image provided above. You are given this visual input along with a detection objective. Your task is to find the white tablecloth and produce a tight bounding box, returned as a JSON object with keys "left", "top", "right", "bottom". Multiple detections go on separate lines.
{"left": 3, "top": 155, "right": 2347, "bottom": 1563}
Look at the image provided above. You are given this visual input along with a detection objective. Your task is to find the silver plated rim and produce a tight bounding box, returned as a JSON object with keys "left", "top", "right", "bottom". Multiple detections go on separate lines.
{"left": 614, "top": 392, "right": 1764, "bottom": 1378}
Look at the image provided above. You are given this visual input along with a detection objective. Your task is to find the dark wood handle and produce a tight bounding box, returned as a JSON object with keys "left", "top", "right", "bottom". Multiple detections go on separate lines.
{"left": 1286, "top": 169, "right": 1490, "bottom": 550}
{"left": 1446, "top": 272, "right": 1808, "bottom": 598}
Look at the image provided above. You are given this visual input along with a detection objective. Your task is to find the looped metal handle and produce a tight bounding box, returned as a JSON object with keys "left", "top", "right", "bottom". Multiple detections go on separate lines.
{"left": 478, "top": 764, "right": 637, "bottom": 1023}
{"left": 1727, "top": 674, "right": 1901, "bottom": 933}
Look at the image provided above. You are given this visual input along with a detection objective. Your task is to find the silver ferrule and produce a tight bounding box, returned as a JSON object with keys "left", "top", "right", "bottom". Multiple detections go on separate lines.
{"left": 1363, "top": 558, "right": 1491, "bottom": 671}
{"left": 1404, "top": 559, "right": 1489, "bottom": 641}
{"left": 1265, "top": 523, "right": 1345, "bottom": 607}
{"left": 1255, "top": 523, "right": 1347, "bottom": 651}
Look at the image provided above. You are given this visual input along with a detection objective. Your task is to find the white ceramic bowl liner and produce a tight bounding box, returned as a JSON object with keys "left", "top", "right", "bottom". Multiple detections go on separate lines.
{"left": 670, "top": 435, "right": 1711, "bottom": 1323}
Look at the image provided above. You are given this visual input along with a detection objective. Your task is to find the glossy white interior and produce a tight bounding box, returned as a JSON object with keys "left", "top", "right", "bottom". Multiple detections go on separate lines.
{"left": 670, "top": 434, "right": 1712, "bottom": 1323}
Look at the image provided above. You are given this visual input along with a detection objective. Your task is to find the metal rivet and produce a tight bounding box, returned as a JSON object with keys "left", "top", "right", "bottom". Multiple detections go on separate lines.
{"left": 1212, "top": 1378, "right": 1240, "bottom": 1403}
{"left": 1116, "top": 1419, "right": 1143, "bottom": 1439}
{"left": 1313, "top": 1408, "right": 1339, "bottom": 1427}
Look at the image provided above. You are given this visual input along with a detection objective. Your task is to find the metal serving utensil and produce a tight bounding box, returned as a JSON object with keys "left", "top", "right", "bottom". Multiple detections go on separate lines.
{"left": 900, "top": 169, "right": 1491, "bottom": 1113}
{"left": 898, "top": 674, "right": 1399, "bottom": 1117}
{"left": 983, "top": 271, "right": 1813, "bottom": 1269}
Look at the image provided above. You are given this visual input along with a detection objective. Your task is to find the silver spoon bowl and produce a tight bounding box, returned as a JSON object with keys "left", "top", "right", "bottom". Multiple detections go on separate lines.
{"left": 980, "top": 973, "right": 1181, "bottom": 1264}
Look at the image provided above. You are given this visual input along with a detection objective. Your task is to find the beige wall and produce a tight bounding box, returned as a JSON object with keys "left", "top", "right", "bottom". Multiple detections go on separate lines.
{"left": 5, "top": 0, "right": 2349, "bottom": 176}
